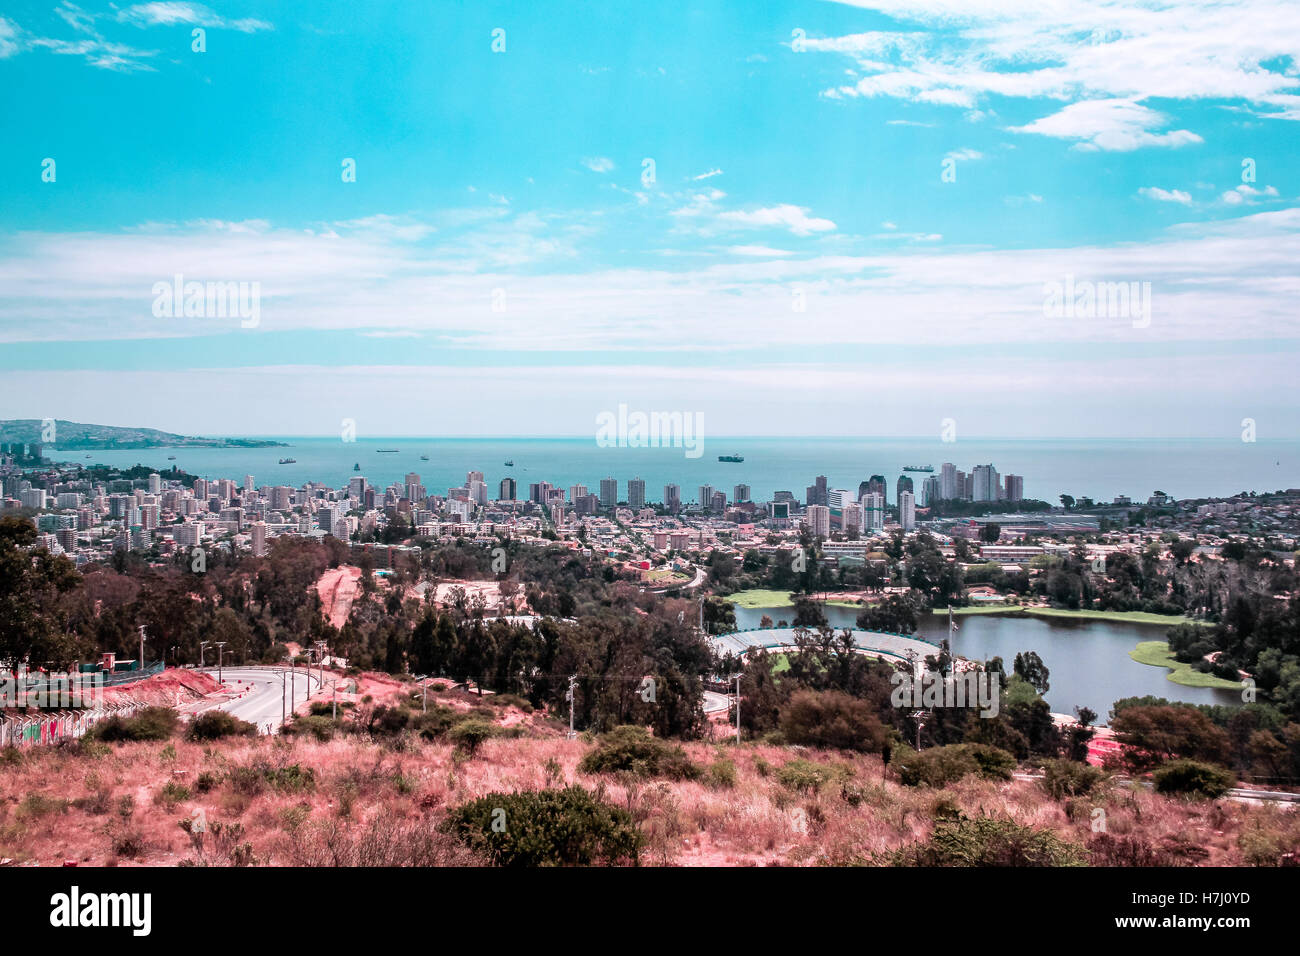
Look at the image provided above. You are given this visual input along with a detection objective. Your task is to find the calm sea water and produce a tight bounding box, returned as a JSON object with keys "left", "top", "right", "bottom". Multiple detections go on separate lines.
{"left": 49, "top": 436, "right": 1300, "bottom": 505}
{"left": 732, "top": 604, "right": 1239, "bottom": 721}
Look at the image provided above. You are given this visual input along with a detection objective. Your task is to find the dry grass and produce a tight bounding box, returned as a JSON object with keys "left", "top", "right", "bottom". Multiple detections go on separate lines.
{"left": 0, "top": 734, "right": 1295, "bottom": 867}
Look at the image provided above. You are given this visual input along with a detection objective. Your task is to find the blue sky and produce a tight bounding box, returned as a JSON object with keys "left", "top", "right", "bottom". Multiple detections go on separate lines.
{"left": 1, "top": 0, "right": 1298, "bottom": 438}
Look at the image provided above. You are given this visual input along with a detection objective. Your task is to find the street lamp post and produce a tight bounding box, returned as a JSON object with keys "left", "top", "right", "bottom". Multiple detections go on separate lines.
{"left": 214, "top": 642, "right": 227, "bottom": 684}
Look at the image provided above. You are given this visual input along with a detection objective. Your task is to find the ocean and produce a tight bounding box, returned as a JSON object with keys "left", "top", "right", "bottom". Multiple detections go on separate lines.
{"left": 47, "top": 436, "right": 1300, "bottom": 506}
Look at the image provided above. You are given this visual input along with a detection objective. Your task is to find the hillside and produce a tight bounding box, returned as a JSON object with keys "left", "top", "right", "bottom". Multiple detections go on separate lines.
{"left": 0, "top": 420, "right": 285, "bottom": 449}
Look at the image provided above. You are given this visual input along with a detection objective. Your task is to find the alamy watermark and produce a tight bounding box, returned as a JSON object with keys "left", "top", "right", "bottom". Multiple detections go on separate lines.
{"left": 1043, "top": 275, "right": 1151, "bottom": 328}
{"left": 152, "top": 274, "right": 260, "bottom": 328}
{"left": 890, "top": 668, "right": 1001, "bottom": 718}
{"left": 595, "top": 403, "right": 704, "bottom": 459}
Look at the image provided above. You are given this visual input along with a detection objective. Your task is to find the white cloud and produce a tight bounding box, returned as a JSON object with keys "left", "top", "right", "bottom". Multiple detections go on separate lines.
{"left": 1221, "top": 184, "right": 1279, "bottom": 205}
{"left": 716, "top": 204, "right": 836, "bottom": 236}
{"left": 808, "top": 1, "right": 1300, "bottom": 148}
{"left": 1139, "top": 187, "right": 1193, "bottom": 205}
{"left": 581, "top": 157, "right": 615, "bottom": 173}
{"left": 1010, "top": 100, "right": 1202, "bottom": 151}
{"left": 692, "top": 168, "right": 724, "bottom": 180}
{"left": 116, "top": 3, "right": 272, "bottom": 33}
{"left": 944, "top": 147, "right": 984, "bottom": 161}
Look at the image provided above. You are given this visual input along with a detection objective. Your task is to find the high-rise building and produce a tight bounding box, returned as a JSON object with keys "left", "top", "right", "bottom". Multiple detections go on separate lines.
{"left": 733, "top": 483, "right": 750, "bottom": 503}
{"left": 899, "top": 491, "right": 916, "bottom": 531}
{"left": 698, "top": 485, "right": 714, "bottom": 511}
{"left": 922, "top": 475, "right": 942, "bottom": 507}
{"left": 148, "top": 473, "right": 162, "bottom": 494}
{"left": 972, "top": 464, "right": 999, "bottom": 502}
{"left": 940, "top": 463, "right": 957, "bottom": 501}
{"left": 842, "top": 502, "right": 864, "bottom": 534}
{"left": 806, "top": 475, "right": 828, "bottom": 507}
{"left": 896, "top": 475, "right": 914, "bottom": 511}
{"left": 251, "top": 520, "right": 268, "bottom": 557}
{"left": 627, "top": 478, "right": 646, "bottom": 510}
{"left": 663, "top": 484, "right": 681, "bottom": 512}
{"left": 599, "top": 477, "right": 618, "bottom": 510}
{"left": 568, "top": 484, "right": 587, "bottom": 503}
{"left": 806, "top": 504, "right": 830, "bottom": 538}
{"left": 863, "top": 492, "right": 885, "bottom": 531}
{"left": 1004, "top": 474, "right": 1024, "bottom": 502}
{"left": 710, "top": 491, "right": 727, "bottom": 512}
{"left": 244, "top": 475, "right": 255, "bottom": 492}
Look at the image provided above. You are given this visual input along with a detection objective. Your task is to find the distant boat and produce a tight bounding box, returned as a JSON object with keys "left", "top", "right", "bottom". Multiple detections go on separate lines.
{"left": 504, "top": 460, "right": 514, "bottom": 467}
{"left": 167, "top": 455, "right": 176, "bottom": 460}
{"left": 376, "top": 449, "right": 399, "bottom": 454}
{"left": 420, "top": 455, "right": 429, "bottom": 461}
{"left": 718, "top": 454, "right": 744, "bottom": 463}
{"left": 903, "top": 465, "right": 934, "bottom": 472}
{"left": 279, "top": 458, "right": 296, "bottom": 464}
{"left": 353, "top": 462, "right": 361, "bottom": 471}
{"left": 84, "top": 454, "right": 92, "bottom": 459}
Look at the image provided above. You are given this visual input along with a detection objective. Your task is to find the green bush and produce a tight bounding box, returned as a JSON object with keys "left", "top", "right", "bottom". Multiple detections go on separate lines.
{"left": 1040, "top": 758, "right": 1105, "bottom": 799}
{"left": 1152, "top": 759, "right": 1235, "bottom": 799}
{"left": 284, "top": 715, "right": 339, "bottom": 742}
{"left": 441, "top": 787, "right": 641, "bottom": 866}
{"left": 703, "top": 757, "right": 737, "bottom": 790}
{"left": 894, "top": 744, "right": 1016, "bottom": 788}
{"left": 448, "top": 719, "right": 499, "bottom": 756}
{"left": 227, "top": 761, "right": 316, "bottom": 795}
{"left": 91, "top": 706, "right": 179, "bottom": 742}
{"left": 778, "top": 690, "right": 889, "bottom": 753}
{"left": 187, "top": 711, "right": 257, "bottom": 741}
{"left": 775, "top": 758, "right": 845, "bottom": 794}
{"left": 879, "top": 816, "right": 1088, "bottom": 867}
{"left": 578, "top": 726, "right": 700, "bottom": 781}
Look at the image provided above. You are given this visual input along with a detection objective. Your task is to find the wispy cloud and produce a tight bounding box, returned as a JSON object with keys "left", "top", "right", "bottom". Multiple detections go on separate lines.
{"left": 1139, "top": 187, "right": 1193, "bottom": 205}
{"left": 581, "top": 156, "right": 615, "bottom": 173}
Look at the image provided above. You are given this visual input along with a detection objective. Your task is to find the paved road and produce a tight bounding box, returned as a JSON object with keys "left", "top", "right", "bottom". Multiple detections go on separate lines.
{"left": 702, "top": 690, "right": 730, "bottom": 715}
{"left": 198, "top": 667, "right": 321, "bottom": 734}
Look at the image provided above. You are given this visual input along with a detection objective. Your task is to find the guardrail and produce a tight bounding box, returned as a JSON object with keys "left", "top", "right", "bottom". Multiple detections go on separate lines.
{"left": 716, "top": 625, "right": 942, "bottom": 649}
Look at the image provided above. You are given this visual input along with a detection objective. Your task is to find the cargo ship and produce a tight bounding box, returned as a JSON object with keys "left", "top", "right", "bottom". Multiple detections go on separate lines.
{"left": 278, "top": 458, "right": 296, "bottom": 464}
{"left": 718, "top": 454, "right": 744, "bottom": 463}
{"left": 903, "top": 464, "right": 933, "bottom": 472}
{"left": 377, "top": 449, "right": 399, "bottom": 453}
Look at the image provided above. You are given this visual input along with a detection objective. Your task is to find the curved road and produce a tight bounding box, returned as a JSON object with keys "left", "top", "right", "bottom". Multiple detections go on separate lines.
{"left": 198, "top": 667, "right": 321, "bottom": 734}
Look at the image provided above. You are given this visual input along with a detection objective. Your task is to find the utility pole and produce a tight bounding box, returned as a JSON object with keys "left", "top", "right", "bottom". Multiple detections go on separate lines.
{"left": 733, "top": 674, "right": 742, "bottom": 743}
{"left": 289, "top": 655, "right": 296, "bottom": 714}
{"left": 214, "top": 642, "right": 227, "bottom": 684}
{"left": 280, "top": 669, "right": 286, "bottom": 730}
{"left": 137, "top": 625, "right": 146, "bottom": 670}
{"left": 910, "top": 710, "right": 928, "bottom": 750}
{"left": 566, "top": 675, "right": 577, "bottom": 739}
{"left": 313, "top": 641, "right": 327, "bottom": 699}
{"left": 199, "top": 641, "right": 211, "bottom": 669}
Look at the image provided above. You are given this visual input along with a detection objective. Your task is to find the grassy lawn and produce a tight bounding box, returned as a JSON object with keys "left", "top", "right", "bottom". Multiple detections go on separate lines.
{"left": 1129, "top": 641, "right": 1242, "bottom": 689}
{"left": 724, "top": 589, "right": 795, "bottom": 608}
{"left": 948, "top": 605, "right": 1206, "bottom": 626}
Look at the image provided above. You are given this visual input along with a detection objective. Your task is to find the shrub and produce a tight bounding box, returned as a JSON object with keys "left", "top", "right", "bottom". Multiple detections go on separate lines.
{"left": 880, "top": 816, "right": 1087, "bottom": 867}
{"left": 578, "top": 726, "right": 700, "bottom": 781}
{"left": 1040, "top": 758, "right": 1105, "bottom": 799}
{"left": 187, "top": 711, "right": 257, "bottom": 741}
{"left": 448, "top": 719, "right": 499, "bottom": 756}
{"left": 17, "top": 794, "right": 68, "bottom": 820}
{"left": 1152, "top": 759, "right": 1234, "bottom": 799}
{"left": 894, "top": 744, "right": 1015, "bottom": 788}
{"left": 779, "top": 689, "right": 889, "bottom": 753}
{"left": 155, "top": 781, "right": 191, "bottom": 807}
{"left": 228, "top": 760, "right": 316, "bottom": 796}
{"left": 441, "top": 787, "right": 641, "bottom": 866}
{"left": 775, "top": 758, "right": 844, "bottom": 794}
{"left": 703, "top": 757, "right": 737, "bottom": 790}
{"left": 91, "top": 706, "right": 179, "bottom": 742}
{"left": 284, "top": 715, "right": 338, "bottom": 742}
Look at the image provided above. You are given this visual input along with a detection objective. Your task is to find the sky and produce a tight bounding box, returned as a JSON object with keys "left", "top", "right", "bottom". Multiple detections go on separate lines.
{"left": 0, "top": 0, "right": 1298, "bottom": 439}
